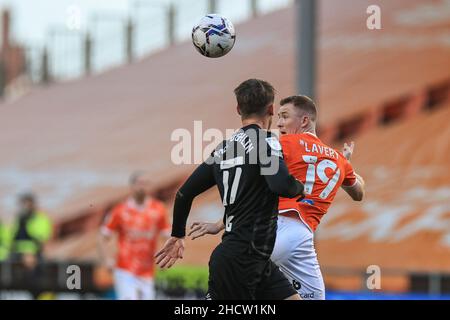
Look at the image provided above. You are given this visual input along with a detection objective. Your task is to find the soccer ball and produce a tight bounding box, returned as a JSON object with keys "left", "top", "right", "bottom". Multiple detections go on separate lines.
{"left": 191, "top": 14, "right": 236, "bottom": 58}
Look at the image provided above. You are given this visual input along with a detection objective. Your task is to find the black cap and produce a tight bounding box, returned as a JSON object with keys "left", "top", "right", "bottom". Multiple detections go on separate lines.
{"left": 18, "top": 192, "right": 35, "bottom": 202}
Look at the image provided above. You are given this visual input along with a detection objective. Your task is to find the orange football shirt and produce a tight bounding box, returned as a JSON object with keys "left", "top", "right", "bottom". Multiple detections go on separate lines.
{"left": 279, "top": 133, "right": 357, "bottom": 232}
{"left": 103, "top": 198, "right": 170, "bottom": 278}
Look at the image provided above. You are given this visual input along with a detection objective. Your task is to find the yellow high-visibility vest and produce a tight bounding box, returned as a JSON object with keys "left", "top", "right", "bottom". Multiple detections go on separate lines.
{"left": 0, "top": 223, "right": 9, "bottom": 261}
{"left": 11, "top": 211, "right": 52, "bottom": 255}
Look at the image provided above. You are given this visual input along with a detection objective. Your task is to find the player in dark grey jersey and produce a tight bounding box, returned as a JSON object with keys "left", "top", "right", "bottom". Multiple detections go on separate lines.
{"left": 156, "top": 79, "right": 304, "bottom": 300}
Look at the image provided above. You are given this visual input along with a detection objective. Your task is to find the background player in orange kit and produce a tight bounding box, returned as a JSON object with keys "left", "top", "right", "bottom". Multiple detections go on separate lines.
{"left": 98, "top": 171, "right": 170, "bottom": 300}
{"left": 189, "top": 95, "right": 365, "bottom": 300}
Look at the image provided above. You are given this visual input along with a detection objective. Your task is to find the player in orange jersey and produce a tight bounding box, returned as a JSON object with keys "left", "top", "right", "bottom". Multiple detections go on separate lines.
{"left": 271, "top": 95, "right": 365, "bottom": 299}
{"left": 98, "top": 171, "right": 170, "bottom": 300}
{"left": 189, "top": 95, "right": 365, "bottom": 300}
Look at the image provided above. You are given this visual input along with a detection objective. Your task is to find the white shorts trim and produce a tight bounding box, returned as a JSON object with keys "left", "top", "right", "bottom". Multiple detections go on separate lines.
{"left": 278, "top": 208, "right": 314, "bottom": 233}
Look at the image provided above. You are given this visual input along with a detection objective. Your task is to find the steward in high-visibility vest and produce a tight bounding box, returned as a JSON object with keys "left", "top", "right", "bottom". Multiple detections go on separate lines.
{"left": 0, "top": 221, "right": 10, "bottom": 261}
{"left": 10, "top": 193, "right": 52, "bottom": 259}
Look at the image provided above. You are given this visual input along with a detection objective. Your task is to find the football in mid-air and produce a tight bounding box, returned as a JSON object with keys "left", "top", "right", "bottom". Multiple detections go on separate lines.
{"left": 191, "top": 14, "right": 236, "bottom": 58}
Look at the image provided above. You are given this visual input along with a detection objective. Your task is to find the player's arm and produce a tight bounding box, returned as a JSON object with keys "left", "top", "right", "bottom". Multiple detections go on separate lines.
{"left": 188, "top": 219, "right": 224, "bottom": 240}
{"left": 171, "top": 161, "right": 216, "bottom": 238}
{"left": 97, "top": 225, "right": 117, "bottom": 270}
{"left": 155, "top": 161, "right": 216, "bottom": 268}
{"left": 261, "top": 135, "right": 304, "bottom": 199}
{"left": 97, "top": 207, "right": 123, "bottom": 270}
{"left": 342, "top": 173, "right": 365, "bottom": 201}
{"left": 341, "top": 141, "right": 365, "bottom": 201}
{"left": 264, "top": 159, "right": 304, "bottom": 198}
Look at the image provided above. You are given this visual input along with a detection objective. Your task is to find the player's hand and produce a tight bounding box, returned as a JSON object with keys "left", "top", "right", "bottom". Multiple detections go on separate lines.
{"left": 22, "top": 253, "right": 38, "bottom": 270}
{"left": 295, "top": 179, "right": 306, "bottom": 202}
{"left": 155, "top": 237, "right": 185, "bottom": 269}
{"left": 188, "top": 221, "right": 223, "bottom": 240}
{"left": 342, "top": 141, "right": 355, "bottom": 161}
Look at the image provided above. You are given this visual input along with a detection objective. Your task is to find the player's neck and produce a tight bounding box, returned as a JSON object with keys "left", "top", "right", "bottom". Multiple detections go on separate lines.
{"left": 303, "top": 129, "right": 317, "bottom": 136}
{"left": 132, "top": 195, "right": 147, "bottom": 206}
{"left": 301, "top": 125, "right": 317, "bottom": 136}
{"left": 241, "top": 117, "right": 268, "bottom": 130}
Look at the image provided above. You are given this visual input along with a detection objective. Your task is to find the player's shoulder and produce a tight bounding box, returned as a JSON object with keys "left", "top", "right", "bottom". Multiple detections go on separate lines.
{"left": 235, "top": 125, "right": 275, "bottom": 149}
{"left": 148, "top": 198, "right": 167, "bottom": 214}
{"left": 112, "top": 201, "right": 127, "bottom": 211}
{"left": 335, "top": 149, "right": 351, "bottom": 165}
{"left": 281, "top": 132, "right": 315, "bottom": 140}
{"left": 311, "top": 136, "right": 346, "bottom": 163}
{"left": 210, "top": 139, "right": 228, "bottom": 159}
{"left": 264, "top": 131, "right": 282, "bottom": 150}
{"left": 108, "top": 202, "right": 127, "bottom": 218}
{"left": 149, "top": 198, "right": 165, "bottom": 209}
{"left": 279, "top": 133, "right": 308, "bottom": 149}
{"left": 280, "top": 133, "right": 300, "bottom": 143}
{"left": 334, "top": 148, "right": 345, "bottom": 158}
{"left": 240, "top": 124, "right": 272, "bottom": 139}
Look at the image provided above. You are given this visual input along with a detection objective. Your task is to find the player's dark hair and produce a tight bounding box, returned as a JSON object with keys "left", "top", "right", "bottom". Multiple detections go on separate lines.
{"left": 129, "top": 170, "right": 146, "bottom": 185}
{"left": 280, "top": 95, "right": 317, "bottom": 121}
{"left": 234, "top": 79, "right": 275, "bottom": 118}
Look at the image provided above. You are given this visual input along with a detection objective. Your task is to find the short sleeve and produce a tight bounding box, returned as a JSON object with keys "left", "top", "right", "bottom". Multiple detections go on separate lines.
{"left": 102, "top": 206, "right": 121, "bottom": 234}
{"left": 342, "top": 158, "right": 357, "bottom": 187}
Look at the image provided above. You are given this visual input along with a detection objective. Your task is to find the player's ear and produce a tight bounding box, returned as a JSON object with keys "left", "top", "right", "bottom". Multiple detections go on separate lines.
{"left": 236, "top": 105, "right": 241, "bottom": 116}
{"left": 301, "top": 116, "right": 309, "bottom": 128}
{"left": 267, "top": 104, "right": 274, "bottom": 116}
